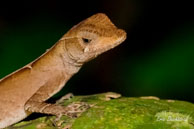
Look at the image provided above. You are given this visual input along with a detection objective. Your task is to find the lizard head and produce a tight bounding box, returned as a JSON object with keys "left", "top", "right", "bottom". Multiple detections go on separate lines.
{"left": 62, "top": 13, "right": 126, "bottom": 66}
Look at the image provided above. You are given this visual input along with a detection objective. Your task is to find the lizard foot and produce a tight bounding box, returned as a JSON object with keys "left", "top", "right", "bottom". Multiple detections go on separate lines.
{"left": 56, "top": 102, "right": 90, "bottom": 118}
{"left": 64, "top": 102, "right": 90, "bottom": 117}
{"left": 53, "top": 102, "right": 90, "bottom": 127}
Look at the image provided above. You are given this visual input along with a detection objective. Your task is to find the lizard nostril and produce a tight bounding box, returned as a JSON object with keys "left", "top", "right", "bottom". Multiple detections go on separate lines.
{"left": 116, "top": 29, "right": 127, "bottom": 40}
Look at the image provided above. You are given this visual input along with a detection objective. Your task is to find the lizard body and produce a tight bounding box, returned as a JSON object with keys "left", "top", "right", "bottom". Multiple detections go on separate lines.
{"left": 0, "top": 13, "right": 126, "bottom": 128}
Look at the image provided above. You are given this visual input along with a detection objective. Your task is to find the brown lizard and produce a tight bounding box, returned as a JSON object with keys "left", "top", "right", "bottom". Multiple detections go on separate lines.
{"left": 0, "top": 13, "right": 126, "bottom": 128}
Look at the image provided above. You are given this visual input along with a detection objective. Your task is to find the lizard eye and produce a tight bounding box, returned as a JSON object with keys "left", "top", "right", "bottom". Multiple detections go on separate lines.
{"left": 82, "top": 38, "right": 92, "bottom": 44}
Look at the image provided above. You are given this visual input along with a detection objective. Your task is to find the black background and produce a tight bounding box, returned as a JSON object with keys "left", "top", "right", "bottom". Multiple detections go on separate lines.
{"left": 0, "top": 0, "right": 193, "bottom": 102}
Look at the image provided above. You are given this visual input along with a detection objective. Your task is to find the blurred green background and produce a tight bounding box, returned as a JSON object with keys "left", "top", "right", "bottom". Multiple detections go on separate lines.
{"left": 0, "top": 0, "right": 193, "bottom": 102}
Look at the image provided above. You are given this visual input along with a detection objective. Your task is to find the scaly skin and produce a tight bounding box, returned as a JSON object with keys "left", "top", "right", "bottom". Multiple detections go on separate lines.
{"left": 0, "top": 13, "right": 126, "bottom": 128}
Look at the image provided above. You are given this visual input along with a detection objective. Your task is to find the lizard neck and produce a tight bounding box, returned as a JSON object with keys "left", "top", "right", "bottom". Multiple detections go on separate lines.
{"left": 53, "top": 40, "right": 83, "bottom": 76}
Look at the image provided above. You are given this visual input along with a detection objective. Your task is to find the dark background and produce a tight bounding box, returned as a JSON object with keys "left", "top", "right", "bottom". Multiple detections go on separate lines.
{"left": 0, "top": 0, "right": 193, "bottom": 102}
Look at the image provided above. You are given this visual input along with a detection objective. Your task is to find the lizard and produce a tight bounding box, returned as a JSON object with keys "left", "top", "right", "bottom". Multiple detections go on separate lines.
{"left": 0, "top": 13, "right": 126, "bottom": 128}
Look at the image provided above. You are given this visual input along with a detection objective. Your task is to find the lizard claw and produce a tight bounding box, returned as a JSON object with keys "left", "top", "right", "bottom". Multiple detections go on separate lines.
{"left": 56, "top": 93, "right": 74, "bottom": 104}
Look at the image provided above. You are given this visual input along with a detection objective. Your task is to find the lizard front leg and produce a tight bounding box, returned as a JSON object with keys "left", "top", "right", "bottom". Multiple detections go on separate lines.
{"left": 25, "top": 100, "right": 89, "bottom": 118}
{"left": 24, "top": 78, "right": 89, "bottom": 118}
